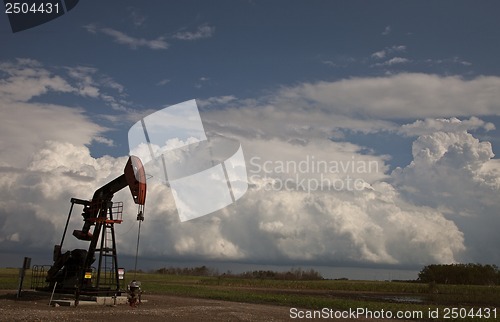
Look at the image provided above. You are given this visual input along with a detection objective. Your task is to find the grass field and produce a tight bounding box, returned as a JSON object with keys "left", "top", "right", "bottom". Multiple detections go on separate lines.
{"left": 1, "top": 268, "right": 499, "bottom": 321}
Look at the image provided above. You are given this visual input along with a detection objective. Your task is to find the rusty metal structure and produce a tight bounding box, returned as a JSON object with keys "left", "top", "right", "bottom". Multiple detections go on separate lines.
{"left": 40, "top": 156, "right": 146, "bottom": 297}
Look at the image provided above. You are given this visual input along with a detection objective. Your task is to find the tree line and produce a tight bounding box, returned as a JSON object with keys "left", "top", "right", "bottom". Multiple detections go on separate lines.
{"left": 418, "top": 263, "right": 499, "bottom": 285}
{"left": 148, "top": 263, "right": 500, "bottom": 285}
{"left": 153, "top": 266, "right": 323, "bottom": 280}
{"left": 155, "top": 265, "right": 217, "bottom": 276}
{"left": 236, "top": 268, "right": 323, "bottom": 280}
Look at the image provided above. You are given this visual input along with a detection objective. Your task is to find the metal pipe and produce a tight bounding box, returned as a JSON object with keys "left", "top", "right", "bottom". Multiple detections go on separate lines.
{"left": 60, "top": 200, "right": 75, "bottom": 248}
{"left": 133, "top": 220, "right": 142, "bottom": 280}
{"left": 49, "top": 282, "right": 57, "bottom": 306}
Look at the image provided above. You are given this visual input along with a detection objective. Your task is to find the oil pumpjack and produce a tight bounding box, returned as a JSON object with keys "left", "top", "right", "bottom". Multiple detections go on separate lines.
{"left": 44, "top": 155, "right": 146, "bottom": 297}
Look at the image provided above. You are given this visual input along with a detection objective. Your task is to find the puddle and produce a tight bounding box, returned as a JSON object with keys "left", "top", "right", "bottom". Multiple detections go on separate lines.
{"left": 381, "top": 296, "right": 425, "bottom": 303}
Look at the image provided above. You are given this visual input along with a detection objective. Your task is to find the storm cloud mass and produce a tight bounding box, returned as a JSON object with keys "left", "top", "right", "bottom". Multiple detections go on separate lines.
{"left": 1, "top": 60, "right": 499, "bottom": 271}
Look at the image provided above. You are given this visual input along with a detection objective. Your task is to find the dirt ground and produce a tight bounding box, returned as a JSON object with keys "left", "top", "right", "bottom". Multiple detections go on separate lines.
{"left": 0, "top": 290, "right": 403, "bottom": 321}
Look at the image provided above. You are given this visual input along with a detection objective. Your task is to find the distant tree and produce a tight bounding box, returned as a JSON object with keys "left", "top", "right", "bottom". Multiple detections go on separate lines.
{"left": 154, "top": 265, "right": 216, "bottom": 276}
{"left": 239, "top": 268, "right": 323, "bottom": 280}
{"left": 418, "top": 263, "right": 499, "bottom": 285}
{"left": 152, "top": 266, "right": 323, "bottom": 280}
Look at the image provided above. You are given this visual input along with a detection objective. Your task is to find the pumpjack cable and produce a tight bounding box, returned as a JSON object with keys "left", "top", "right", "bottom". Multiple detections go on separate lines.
{"left": 133, "top": 220, "right": 141, "bottom": 280}
{"left": 133, "top": 206, "right": 144, "bottom": 280}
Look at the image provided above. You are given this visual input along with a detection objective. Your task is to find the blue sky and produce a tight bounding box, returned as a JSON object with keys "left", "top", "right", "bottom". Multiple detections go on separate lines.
{"left": 4, "top": 0, "right": 499, "bottom": 161}
{"left": 1, "top": 1, "right": 500, "bottom": 278}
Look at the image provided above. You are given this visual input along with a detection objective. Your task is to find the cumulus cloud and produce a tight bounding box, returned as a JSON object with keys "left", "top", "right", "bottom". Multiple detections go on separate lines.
{"left": 185, "top": 181, "right": 464, "bottom": 265}
{"left": 198, "top": 90, "right": 500, "bottom": 265}
{"left": 400, "top": 117, "right": 496, "bottom": 136}
{"left": 392, "top": 130, "right": 500, "bottom": 261}
{"left": 1, "top": 62, "right": 498, "bottom": 268}
{"left": 0, "top": 142, "right": 136, "bottom": 254}
{"left": 393, "top": 131, "right": 497, "bottom": 204}
{"left": 0, "top": 140, "right": 466, "bottom": 266}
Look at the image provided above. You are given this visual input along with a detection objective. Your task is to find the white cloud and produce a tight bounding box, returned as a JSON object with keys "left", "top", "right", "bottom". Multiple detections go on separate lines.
{"left": 400, "top": 117, "right": 495, "bottom": 137}
{"left": 426, "top": 56, "right": 472, "bottom": 67}
{"left": 93, "top": 136, "right": 115, "bottom": 146}
{"left": 203, "top": 73, "right": 500, "bottom": 141}
{"left": 392, "top": 130, "right": 500, "bottom": 261}
{"left": 83, "top": 24, "right": 97, "bottom": 33}
{"left": 64, "top": 65, "right": 131, "bottom": 111}
{"left": 215, "top": 180, "right": 464, "bottom": 264}
{"left": 101, "top": 28, "right": 168, "bottom": 49}
{"left": 194, "top": 76, "right": 211, "bottom": 89}
{"left": 1, "top": 62, "right": 499, "bottom": 267}
{"left": 0, "top": 60, "right": 108, "bottom": 167}
{"left": 202, "top": 96, "right": 397, "bottom": 141}
{"left": 374, "top": 57, "right": 411, "bottom": 66}
{"left": 0, "top": 59, "right": 74, "bottom": 102}
{"left": 173, "top": 24, "right": 215, "bottom": 40}
{"left": 156, "top": 79, "right": 170, "bottom": 86}
{"left": 0, "top": 139, "right": 465, "bottom": 266}
{"left": 101, "top": 76, "right": 125, "bottom": 93}
{"left": 320, "top": 56, "right": 356, "bottom": 69}
{"left": 322, "top": 60, "right": 338, "bottom": 67}
{"left": 127, "top": 7, "right": 147, "bottom": 27}
{"left": 0, "top": 142, "right": 128, "bottom": 252}
{"left": 0, "top": 59, "right": 129, "bottom": 110}
{"left": 65, "top": 66, "right": 100, "bottom": 97}
{"left": 84, "top": 24, "right": 168, "bottom": 50}
{"left": 0, "top": 101, "right": 105, "bottom": 167}
{"left": 270, "top": 73, "right": 500, "bottom": 120}
{"left": 197, "top": 81, "right": 500, "bottom": 265}
{"left": 197, "top": 95, "right": 236, "bottom": 108}
{"left": 393, "top": 45, "right": 406, "bottom": 52}
{"left": 371, "top": 45, "right": 406, "bottom": 60}
{"left": 371, "top": 51, "right": 386, "bottom": 59}
{"left": 382, "top": 25, "right": 391, "bottom": 36}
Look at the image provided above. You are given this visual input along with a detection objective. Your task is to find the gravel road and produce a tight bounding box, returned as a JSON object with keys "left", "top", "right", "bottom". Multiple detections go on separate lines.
{"left": 0, "top": 290, "right": 405, "bottom": 321}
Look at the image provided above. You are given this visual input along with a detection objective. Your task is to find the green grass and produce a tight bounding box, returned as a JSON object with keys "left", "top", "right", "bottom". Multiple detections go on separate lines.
{"left": 129, "top": 272, "right": 500, "bottom": 320}
{"left": 0, "top": 268, "right": 21, "bottom": 289}
{"left": 2, "top": 268, "right": 500, "bottom": 321}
